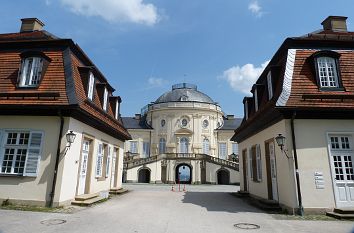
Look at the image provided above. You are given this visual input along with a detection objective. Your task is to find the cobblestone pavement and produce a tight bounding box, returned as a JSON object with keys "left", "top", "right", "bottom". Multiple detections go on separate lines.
{"left": 0, "top": 184, "right": 353, "bottom": 233}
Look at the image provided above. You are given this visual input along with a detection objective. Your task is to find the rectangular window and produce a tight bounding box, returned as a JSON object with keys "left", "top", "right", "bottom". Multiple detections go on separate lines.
{"left": 267, "top": 71, "right": 273, "bottom": 100}
{"left": 130, "top": 141, "right": 138, "bottom": 153}
{"left": 88, "top": 72, "right": 95, "bottom": 100}
{"left": 0, "top": 131, "right": 43, "bottom": 176}
{"left": 103, "top": 88, "right": 108, "bottom": 111}
{"left": 232, "top": 143, "right": 238, "bottom": 155}
{"left": 254, "top": 88, "right": 258, "bottom": 112}
{"left": 317, "top": 57, "right": 339, "bottom": 88}
{"left": 143, "top": 142, "right": 150, "bottom": 158}
{"left": 115, "top": 100, "right": 119, "bottom": 119}
{"left": 19, "top": 57, "right": 43, "bottom": 87}
{"left": 95, "top": 143, "right": 104, "bottom": 177}
{"left": 218, "top": 143, "right": 227, "bottom": 160}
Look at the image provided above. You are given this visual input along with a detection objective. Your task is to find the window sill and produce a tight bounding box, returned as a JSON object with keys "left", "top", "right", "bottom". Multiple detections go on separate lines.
{"left": 319, "top": 87, "right": 345, "bottom": 92}
{"left": 0, "top": 173, "right": 24, "bottom": 177}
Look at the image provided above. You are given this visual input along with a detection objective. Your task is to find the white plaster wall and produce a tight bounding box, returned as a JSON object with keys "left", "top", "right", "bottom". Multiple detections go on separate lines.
{"left": 126, "top": 160, "right": 162, "bottom": 183}
{"left": 293, "top": 119, "right": 354, "bottom": 210}
{"left": 56, "top": 117, "right": 125, "bottom": 203}
{"left": 238, "top": 120, "right": 298, "bottom": 209}
{"left": 0, "top": 116, "right": 62, "bottom": 205}
{"left": 205, "top": 162, "right": 239, "bottom": 184}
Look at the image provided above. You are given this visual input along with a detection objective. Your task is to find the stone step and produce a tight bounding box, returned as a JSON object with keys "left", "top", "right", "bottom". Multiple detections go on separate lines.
{"left": 71, "top": 196, "right": 106, "bottom": 206}
{"left": 333, "top": 208, "right": 354, "bottom": 214}
{"left": 326, "top": 211, "right": 354, "bottom": 220}
{"left": 109, "top": 188, "right": 128, "bottom": 195}
{"left": 75, "top": 193, "right": 99, "bottom": 201}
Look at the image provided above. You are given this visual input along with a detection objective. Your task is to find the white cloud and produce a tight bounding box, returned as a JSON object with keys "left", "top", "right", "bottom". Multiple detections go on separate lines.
{"left": 60, "top": 0, "right": 159, "bottom": 26}
{"left": 148, "top": 77, "right": 168, "bottom": 88}
{"left": 248, "top": 1, "right": 263, "bottom": 17}
{"left": 219, "top": 61, "right": 269, "bottom": 95}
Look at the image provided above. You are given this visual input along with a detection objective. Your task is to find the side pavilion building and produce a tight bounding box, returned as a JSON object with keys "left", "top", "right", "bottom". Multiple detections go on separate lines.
{"left": 122, "top": 83, "right": 242, "bottom": 185}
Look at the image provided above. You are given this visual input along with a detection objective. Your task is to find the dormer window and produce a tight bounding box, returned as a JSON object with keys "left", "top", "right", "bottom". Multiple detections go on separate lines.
{"left": 254, "top": 88, "right": 258, "bottom": 112}
{"left": 317, "top": 57, "right": 339, "bottom": 88}
{"left": 115, "top": 99, "right": 119, "bottom": 119}
{"left": 88, "top": 72, "right": 95, "bottom": 101}
{"left": 312, "top": 51, "right": 343, "bottom": 91}
{"left": 244, "top": 99, "right": 249, "bottom": 120}
{"left": 103, "top": 88, "right": 108, "bottom": 111}
{"left": 18, "top": 57, "right": 43, "bottom": 87}
{"left": 267, "top": 71, "right": 273, "bottom": 100}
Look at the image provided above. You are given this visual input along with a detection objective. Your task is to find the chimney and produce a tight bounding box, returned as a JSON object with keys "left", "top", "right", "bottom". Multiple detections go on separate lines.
{"left": 321, "top": 16, "right": 348, "bottom": 32}
{"left": 20, "top": 18, "right": 45, "bottom": 32}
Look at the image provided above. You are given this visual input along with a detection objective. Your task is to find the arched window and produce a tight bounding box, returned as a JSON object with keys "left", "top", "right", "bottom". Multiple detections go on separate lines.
{"left": 159, "top": 138, "right": 166, "bottom": 154}
{"left": 203, "top": 138, "right": 209, "bottom": 155}
{"left": 180, "top": 137, "right": 189, "bottom": 153}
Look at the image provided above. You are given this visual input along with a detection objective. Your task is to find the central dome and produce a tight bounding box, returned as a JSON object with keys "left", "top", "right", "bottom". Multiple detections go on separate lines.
{"left": 155, "top": 83, "right": 215, "bottom": 104}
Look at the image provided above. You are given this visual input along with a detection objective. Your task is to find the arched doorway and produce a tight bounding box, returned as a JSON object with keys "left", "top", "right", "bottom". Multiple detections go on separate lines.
{"left": 217, "top": 169, "right": 230, "bottom": 185}
{"left": 138, "top": 168, "right": 151, "bottom": 183}
{"left": 180, "top": 137, "right": 189, "bottom": 153}
{"left": 176, "top": 164, "right": 192, "bottom": 184}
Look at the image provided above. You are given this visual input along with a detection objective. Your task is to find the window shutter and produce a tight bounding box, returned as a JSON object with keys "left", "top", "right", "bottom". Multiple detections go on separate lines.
{"left": 256, "top": 144, "right": 262, "bottom": 181}
{"left": 252, "top": 146, "right": 257, "bottom": 182}
{"left": 96, "top": 144, "right": 103, "bottom": 177}
{"left": 23, "top": 131, "right": 44, "bottom": 177}
{"left": 248, "top": 148, "right": 253, "bottom": 179}
{"left": 17, "top": 59, "right": 25, "bottom": 85}
{"left": 106, "top": 146, "right": 111, "bottom": 177}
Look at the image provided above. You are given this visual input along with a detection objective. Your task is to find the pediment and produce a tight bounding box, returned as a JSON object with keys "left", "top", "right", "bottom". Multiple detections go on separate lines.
{"left": 174, "top": 128, "right": 193, "bottom": 135}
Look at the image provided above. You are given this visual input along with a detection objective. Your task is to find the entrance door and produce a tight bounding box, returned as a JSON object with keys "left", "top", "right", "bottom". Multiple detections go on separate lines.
{"left": 180, "top": 137, "right": 189, "bottom": 154}
{"left": 329, "top": 135, "right": 354, "bottom": 208}
{"left": 78, "top": 140, "right": 89, "bottom": 195}
{"left": 217, "top": 169, "right": 230, "bottom": 185}
{"left": 111, "top": 149, "right": 117, "bottom": 188}
{"left": 269, "top": 142, "right": 278, "bottom": 201}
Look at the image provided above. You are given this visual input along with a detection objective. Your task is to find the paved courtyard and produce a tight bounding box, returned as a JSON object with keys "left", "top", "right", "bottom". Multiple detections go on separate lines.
{"left": 0, "top": 184, "right": 353, "bottom": 233}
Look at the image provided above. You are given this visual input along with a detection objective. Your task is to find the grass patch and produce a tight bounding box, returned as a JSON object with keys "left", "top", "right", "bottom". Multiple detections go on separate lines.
{"left": 1, "top": 203, "right": 63, "bottom": 213}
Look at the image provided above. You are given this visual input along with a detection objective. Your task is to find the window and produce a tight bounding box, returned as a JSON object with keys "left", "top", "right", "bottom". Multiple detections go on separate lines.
{"left": 115, "top": 99, "right": 119, "bottom": 119}
{"left": 130, "top": 141, "right": 138, "bottom": 153}
{"left": 232, "top": 143, "right": 238, "bottom": 155}
{"left": 203, "top": 138, "right": 209, "bottom": 155}
{"left": 105, "top": 146, "right": 111, "bottom": 177}
{"left": 159, "top": 138, "right": 166, "bottom": 154}
{"left": 254, "top": 88, "right": 258, "bottom": 112}
{"left": 267, "top": 71, "right": 273, "bottom": 100}
{"left": 95, "top": 143, "right": 104, "bottom": 177}
{"left": 180, "top": 95, "right": 188, "bottom": 101}
{"left": 161, "top": 119, "right": 166, "bottom": 127}
{"left": 0, "top": 131, "right": 43, "bottom": 176}
{"left": 202, "top": 119, "right": 209, "bottom": 129}
{"left": 180, "top": 137, "right": 189, "bottom": 153}
{"left": 88, "top": 72, "right": 95, "bottom": 101}
{"left": 251, "top": 144, "right": 262, "bottom": 182}
{"left": 218, "top": 143, "right": 227, "bottom": 159}
{"left": 103, "top": 88, "right": 108, "bottom": 111}
{"left": 181, "top": 118, "right": 188, "bottom": 127}
{"left": 317, "top": 57, "right": 339, "bottom": 88}
{"left": 18, "top": 57, "right": 44, "bottom": 87}
{"left": 244, "top": 100, "right": 249, "bottom": 120}
{"left": 143, "top": 142, "right": 150, "bottom": 158}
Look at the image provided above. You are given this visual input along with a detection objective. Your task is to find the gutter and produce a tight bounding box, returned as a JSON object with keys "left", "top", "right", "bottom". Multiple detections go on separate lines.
{"left": 49, "top": 110, "right": 64, "bottom": 207}
{"left": 290, "top": 111, "right": 304, "bottom": 215}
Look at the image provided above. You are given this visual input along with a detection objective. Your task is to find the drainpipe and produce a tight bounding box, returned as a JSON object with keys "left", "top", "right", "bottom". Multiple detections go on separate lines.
{"left": 290, "top": 111, "right": 304, "bottom": 216}
{"left": 49, "top": 110, "right": 64, "bottom": 207}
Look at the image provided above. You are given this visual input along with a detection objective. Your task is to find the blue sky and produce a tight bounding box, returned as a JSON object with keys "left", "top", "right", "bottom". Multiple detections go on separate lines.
{"left": 1, "top": 0, "right": 354, "bottom": 117}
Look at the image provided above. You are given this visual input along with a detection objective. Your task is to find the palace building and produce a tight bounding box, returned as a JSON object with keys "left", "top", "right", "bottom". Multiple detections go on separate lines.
{"left": 122, "top": 83, "right": 241, "bottom": 185}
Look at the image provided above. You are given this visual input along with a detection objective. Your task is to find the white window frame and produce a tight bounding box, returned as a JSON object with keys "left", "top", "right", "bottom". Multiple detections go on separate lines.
{"left": 0, "top": 130, "right": 44, "bottom": 176}
{"left": 18, "top": 57, "right": 44, "bottom": 87}
{"left": 316, "top": 57, "right": 339, "bottom": 88}
{"left": 267, "top": 71, "right": 273, "bottom": 100}
{"left": 143, "top": 141, "right": 150, "bottom": 158}
{"left": 218, "top": 142, "right": 227, "bottom": 159}
{"left": 115, "top": 99, "right": 119, "bottom": 119}
{"left": 130, "top": 141, "right": 138, "bottom": 154}
{"left": 103, "top": 87, "right": 108, "bottom": 111}
{"left": 95, "top": 143, "right": 104, "bottom": 177}
{"left": 232, "top": 143, "right": 238, "bottom": 155}
{"left": 88, "top": 72, "right": 95, "bottom": 101}
{"left": 105, "top": 146, "right": 111, "bottom": 177}
{"left": 159, "top": 138, "right": 166, "bottom": 154}
{"left": 203, "top": 138, "right": 210, "bottom": 155}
